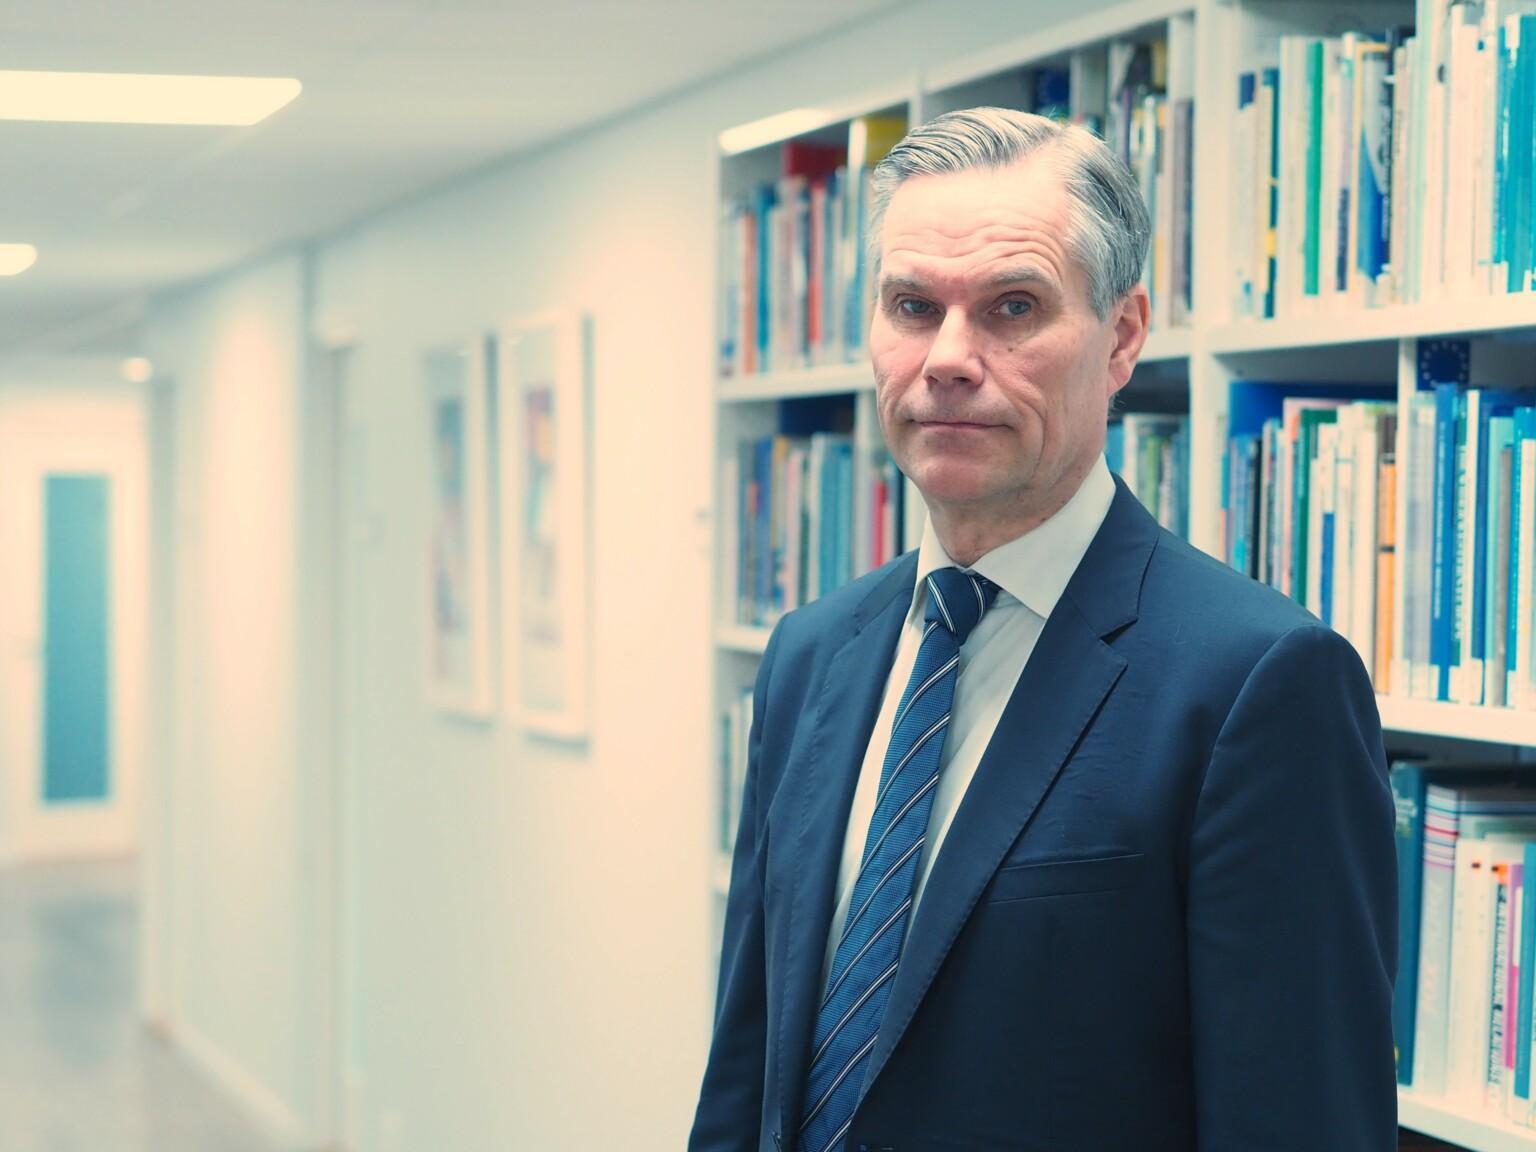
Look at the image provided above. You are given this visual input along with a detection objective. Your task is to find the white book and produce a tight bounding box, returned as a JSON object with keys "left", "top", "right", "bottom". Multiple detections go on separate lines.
{"left": 1448, "top": 839, "right": 1527, "bottom": 1106}
{"left": 1256, "top": 72, "right": 1279, "bottom": 317}
{"left": 1443, "top": 12, "right": 1480, "bottom": 297}
{"left": 721, "top": 454, "right": 740, "bottom": 622}
{"left": 1388, "top": 40, "right": 1413, "bottom": 305}
{"left": 1319, "top": 37, "right": 1346, "bottom": 306}
{"left": 1352, "top": 408, "right": 1385, "bottom": 674}
{"left": 1408, "top": 395, "right": 1441, "bottom": 698}
{"left": 1233, "top": 75, "right": 1257, "bottom": 318}
{"left": 1516, "top": 439, "right": 1536, "bottom": 709}
{"left": 1420, "top": 4, "right": 1452, "bottom": 299}
{"left": 1485, "top": 424, "right": 1515, "bottom": 707}
{"left": 1278, "top": 37, "right": 1315, "bottom": 317}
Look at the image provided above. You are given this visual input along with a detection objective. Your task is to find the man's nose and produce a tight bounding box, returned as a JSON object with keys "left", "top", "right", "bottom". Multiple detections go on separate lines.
{"left": 921, "top": 310, "right": 983, "bottom": 389}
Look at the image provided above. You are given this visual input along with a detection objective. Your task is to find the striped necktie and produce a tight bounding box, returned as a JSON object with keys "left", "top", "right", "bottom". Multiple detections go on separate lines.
{"left": 798, "top": 566, "right": 1000, "bottom": 1152}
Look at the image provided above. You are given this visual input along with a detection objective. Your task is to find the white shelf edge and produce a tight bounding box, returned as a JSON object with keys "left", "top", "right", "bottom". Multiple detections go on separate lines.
{"left": 716, "top": 624, "right": 771, "bottom": 655}
{"left": 717, "top": 83, "right": 917, "bottom": 157}
{"left": 1399, "top": 1088, "right": 1536, "bottom": 1151}
{"left": 1141, "top": 326, "right": 1194, "bottom": 363}
{"left": 711, "top": 854, "right": 733, "bottom": 895}
{"left": 1210, "top": 293, "right": 1536, "bottom": 355}
{"left": 717, "top": 363, "right": 875, "bottom": 403}
{"left": 1377, "top": 695, "right": 1536, "bottom": 747}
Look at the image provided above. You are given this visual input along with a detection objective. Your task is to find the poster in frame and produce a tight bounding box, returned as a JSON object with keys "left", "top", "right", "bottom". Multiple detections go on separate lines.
{"left": 424, "top": 340, "right": 496, "bottom": 719}
{"left": 497, "top": 310, "right": 591, "bottom": 741}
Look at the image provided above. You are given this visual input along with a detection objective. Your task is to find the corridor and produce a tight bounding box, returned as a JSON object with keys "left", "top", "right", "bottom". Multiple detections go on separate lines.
{"left": 0, "top": 861, "right": 276, "bottom": 1152}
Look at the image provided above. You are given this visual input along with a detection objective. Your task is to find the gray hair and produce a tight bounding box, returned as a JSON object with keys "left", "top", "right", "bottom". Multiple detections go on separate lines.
{"left": 868, "top": 107, "right": 1150, "bottom": 319}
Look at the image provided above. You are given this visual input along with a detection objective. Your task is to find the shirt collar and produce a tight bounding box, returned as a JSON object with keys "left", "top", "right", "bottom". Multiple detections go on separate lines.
{"left": 913, "top": 454, "right": 1116, "bottom": 620}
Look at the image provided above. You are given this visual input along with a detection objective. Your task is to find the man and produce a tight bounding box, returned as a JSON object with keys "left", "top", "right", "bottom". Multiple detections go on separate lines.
{"left": 690, "top": 108, "right": 1396, "bottom": 1152}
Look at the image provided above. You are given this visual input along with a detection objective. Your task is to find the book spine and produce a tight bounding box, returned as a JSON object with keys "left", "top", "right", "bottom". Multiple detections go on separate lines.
{"left": 1393, "top": 763, "right": 1428, "bottom": 1085}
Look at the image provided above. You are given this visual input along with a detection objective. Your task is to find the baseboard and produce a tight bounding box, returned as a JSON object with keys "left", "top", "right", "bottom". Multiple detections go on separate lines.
{"left": 170, "top": 1020, "right": 313, "bottom": 1151}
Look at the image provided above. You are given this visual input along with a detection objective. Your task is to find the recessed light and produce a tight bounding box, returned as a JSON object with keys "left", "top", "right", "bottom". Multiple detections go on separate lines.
{"left": 0, "top": 244, "right": 37, "bottom": 276}
{"left": 121, "top": 357, "right": 153, "bottom": 384}
{"left": 0, "top": 71, "right": 301, "bottom": 126}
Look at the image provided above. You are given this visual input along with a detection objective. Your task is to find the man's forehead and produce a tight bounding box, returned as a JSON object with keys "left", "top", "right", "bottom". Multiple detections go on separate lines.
{"left": 885, "top": 156, "right": 1068, "bottom": 218}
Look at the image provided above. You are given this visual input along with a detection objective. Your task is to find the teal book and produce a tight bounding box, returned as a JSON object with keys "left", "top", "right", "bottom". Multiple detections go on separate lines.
{"left": 1305, "top": 38, "right": 1324, "bottom": 297}
{"left": 1518, "top": 840, "right": 1536, "bottom": 1101}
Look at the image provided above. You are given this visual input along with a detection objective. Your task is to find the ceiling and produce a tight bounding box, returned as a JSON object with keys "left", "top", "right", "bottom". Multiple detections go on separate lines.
{"left": 0, "top": 0, "right": 908, "bottom": 356}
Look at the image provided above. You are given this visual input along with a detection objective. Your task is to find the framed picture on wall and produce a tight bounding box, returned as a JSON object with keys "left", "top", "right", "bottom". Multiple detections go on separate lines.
{"left": 496, "top": 310, "right": 591, "bottom": 741}
{"left": 424, "top": 340, "right": 496, "bottom": 718}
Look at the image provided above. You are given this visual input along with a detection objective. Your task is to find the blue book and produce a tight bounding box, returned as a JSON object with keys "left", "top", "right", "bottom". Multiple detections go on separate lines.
{"left": 753, "top": 184, "right": 777, "bottom": 372}
{"left": 1429, "top": 383, "right": 1461, "bottom": 701}
{"left": 1356, "top": 43, "right": 1391, "bottom": 284}
{"left": 1261, "top": 68, "right": 1281, "bottom": 318}
{"left": 1320, "top": 509, "right": 1335, "bottom": 625}
{"left": 1470, "top": 394, "right": 1526, "bottom": 695}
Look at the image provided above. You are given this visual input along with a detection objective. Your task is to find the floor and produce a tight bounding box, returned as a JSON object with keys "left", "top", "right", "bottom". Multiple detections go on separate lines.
{"left": 0, "top": 859, "right": 278, "bottom": 1152}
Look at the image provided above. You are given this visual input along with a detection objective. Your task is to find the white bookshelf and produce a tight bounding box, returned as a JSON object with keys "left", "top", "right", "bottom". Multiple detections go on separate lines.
{"left": 1379, "top": 696, "right": 1536, "bottom": 747}
{"left": 1398, "top": 1091, "right": 1536, "bottom": 1152}
{"left": 715, "top": 624, "right": 770, "bottom": 655}
{"left": 706, "top": 4, "right": 1536, "bottom": 1147}
{"left": 1210, "top": 295, "right": 1536, "bottom": 355}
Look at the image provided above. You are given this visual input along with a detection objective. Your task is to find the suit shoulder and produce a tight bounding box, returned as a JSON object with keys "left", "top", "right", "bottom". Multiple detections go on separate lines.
{"left": 768, "top": 551, "right": 914, "bottom": 654}
{"left": 1142, "top": 528, "right": 1319, "bottom": 649}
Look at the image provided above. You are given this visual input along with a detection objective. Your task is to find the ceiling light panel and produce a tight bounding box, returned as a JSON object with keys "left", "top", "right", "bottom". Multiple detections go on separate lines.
{"left": 0, "top": 245, "right": 38, "bottom": 276}
{"left": 0, "top": 71, "right": 301, "bottom": 126}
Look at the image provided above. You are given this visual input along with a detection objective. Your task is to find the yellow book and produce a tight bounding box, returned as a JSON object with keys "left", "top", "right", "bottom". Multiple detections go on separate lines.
{"left": 848, "top": 114, "right": 908, "bottom": 171}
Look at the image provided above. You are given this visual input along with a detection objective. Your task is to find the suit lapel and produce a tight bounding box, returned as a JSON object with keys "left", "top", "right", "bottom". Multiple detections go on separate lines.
{"left": 775, "top": 554, "right": 917, "bottom": 1140}
{"left": 857, "top": 478, "right": 1159, "bottom": 1104}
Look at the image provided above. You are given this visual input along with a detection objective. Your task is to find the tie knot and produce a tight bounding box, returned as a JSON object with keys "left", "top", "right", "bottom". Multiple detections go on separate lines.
{"left": 924, "top": 567, "right": 999, "bottom": 645}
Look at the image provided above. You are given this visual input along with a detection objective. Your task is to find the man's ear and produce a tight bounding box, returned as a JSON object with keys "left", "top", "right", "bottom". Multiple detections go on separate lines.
{"left": 1107, "top": 284, "right": 1151, "bottom": 399}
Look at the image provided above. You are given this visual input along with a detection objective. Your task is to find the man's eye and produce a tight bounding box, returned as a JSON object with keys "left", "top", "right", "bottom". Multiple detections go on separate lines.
{"left": 897, "top": 298, "right": 935, "bottom": 317}
{"left": 997, "top": 298, "right": 1033, "bottom": 318}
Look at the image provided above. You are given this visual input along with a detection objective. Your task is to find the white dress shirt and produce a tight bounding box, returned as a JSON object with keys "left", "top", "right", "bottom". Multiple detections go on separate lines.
{"left": 820, "top": 455, "right": 1117, "bottom": 993}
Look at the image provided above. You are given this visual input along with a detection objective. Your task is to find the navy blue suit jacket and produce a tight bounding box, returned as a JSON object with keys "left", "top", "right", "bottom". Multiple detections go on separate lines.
{"left": 690, "top": 478, "right": 1398, "bottom": 1152}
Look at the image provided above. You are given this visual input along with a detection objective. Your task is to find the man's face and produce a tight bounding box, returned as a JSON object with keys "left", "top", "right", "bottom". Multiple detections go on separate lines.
{"left": 870, "top": 157, "right": 1139, "bottom": 532}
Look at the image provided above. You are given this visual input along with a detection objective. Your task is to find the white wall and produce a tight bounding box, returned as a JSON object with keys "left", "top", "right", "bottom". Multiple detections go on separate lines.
{"left": 144, "top": 2, "right": 1127, "bottom": 1149}
{"left": 0, "top": 365, "right": 148, "bottom": 865}
{"left": 143, "top": 257, "right": 316, "bottom": 1144}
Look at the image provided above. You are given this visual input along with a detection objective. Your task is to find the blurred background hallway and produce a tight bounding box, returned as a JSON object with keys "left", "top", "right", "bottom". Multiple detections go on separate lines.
{"left": 0, "top": 861, "right": 276, "bottom": 1152}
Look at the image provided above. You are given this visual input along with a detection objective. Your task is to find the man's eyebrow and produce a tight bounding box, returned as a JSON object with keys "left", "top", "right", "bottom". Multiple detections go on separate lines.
{"left": 980, "top": 265, "right": 1057, "bottom": 291}
{"left": 878, "top": 267, "right": 1059, "bottom": 295}
{"left": 878, "top": 274, "right": 929, "bottom": 296}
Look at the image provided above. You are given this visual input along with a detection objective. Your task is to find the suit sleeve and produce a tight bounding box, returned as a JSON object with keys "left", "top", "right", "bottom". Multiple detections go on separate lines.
{"left": 689, "top": 622, "right": 781, "bottom": 1152}
{"left": 1187, "top": 624, "right": 1398, "bottom": 1151}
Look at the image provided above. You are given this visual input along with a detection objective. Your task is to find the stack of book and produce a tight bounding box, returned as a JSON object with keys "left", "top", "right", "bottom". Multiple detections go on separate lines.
{"left": 1108, "top": 38, "right": 1194, "bottom": 331}
{"left": 717, "top": 114, "right": 906, "bottom": 379}
{"left": 723, "top": 432, "right": 904, "bottom": 628}
{"left": 1232, "top": 7, "right": 1536, "bottom": 318}
{"left": 1223, "top": 342, "right": 1536, "bottom": 709}
{"left": 1106, "top": 413, "right": 1190, "bottom": 537}
{"left": 1396, "top": 379, "right": 1536, "bottom": 709}
{"left": 1394, "top": 762, "right": 1536, "bottom": 1126}
{"left": 1224, "top": 393, "right": 1398, "bottom": 687}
